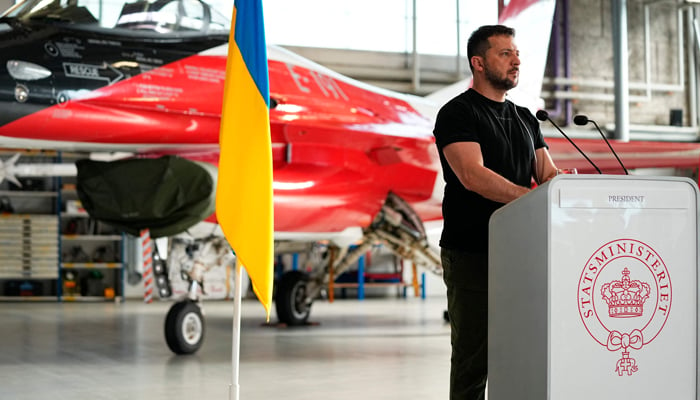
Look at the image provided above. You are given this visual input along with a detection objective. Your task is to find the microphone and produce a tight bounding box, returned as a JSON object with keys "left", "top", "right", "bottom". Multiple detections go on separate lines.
{"left": 535, "top": 110, "right": 602, "bottom": 174}
{"left": 573, "top": 115, "right": 629, "bottom": 175}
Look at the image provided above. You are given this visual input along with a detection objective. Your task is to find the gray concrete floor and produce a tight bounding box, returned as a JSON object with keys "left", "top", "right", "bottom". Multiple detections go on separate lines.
{"left": 0, "top": 297, "right": 450, "bottom": 400}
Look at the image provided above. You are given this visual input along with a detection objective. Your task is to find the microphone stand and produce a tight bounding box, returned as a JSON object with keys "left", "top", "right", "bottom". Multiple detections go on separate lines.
{"left": 536, "top": 110, "right": 602, "bottom": 174}
{"left": 573, "top": 115, "right": 629, "bottom": 175}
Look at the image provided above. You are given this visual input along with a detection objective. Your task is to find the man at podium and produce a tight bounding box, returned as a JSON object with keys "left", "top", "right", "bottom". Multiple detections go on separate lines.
{"left": 432, "top": 24, "right": 558, "bottom": 400}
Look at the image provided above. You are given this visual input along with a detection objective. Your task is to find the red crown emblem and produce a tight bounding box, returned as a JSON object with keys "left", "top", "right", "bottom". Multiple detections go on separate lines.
{"left": 601, "top": 268, "right": 650, "bottom": 318}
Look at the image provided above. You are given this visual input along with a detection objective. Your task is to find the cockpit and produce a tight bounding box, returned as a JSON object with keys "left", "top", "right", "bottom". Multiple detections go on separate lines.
{"left": 0, "top": 0, "right": 231, "bottom": 35}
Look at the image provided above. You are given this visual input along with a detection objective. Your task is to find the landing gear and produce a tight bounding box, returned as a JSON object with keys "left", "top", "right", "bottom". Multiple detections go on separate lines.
{"left": 275, "top": 270, "right": 312, "bottom": 326}
{"left": 159, "top": 235, "right": 237, "bottom": 355}
{"left": 165, "top": 300, "right": 205, "bottom": 354}
{"left": 272, "top": 192, "right": 442, "bottom": 326}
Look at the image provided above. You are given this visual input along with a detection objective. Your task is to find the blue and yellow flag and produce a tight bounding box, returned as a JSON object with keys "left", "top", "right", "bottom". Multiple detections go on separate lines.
{"left": 216, "top": 0, "right": 273, "bottom": 318}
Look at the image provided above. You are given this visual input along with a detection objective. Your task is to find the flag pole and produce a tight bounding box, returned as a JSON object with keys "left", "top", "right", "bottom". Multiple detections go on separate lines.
{"left": 220, "top": 2, "right": 273, "bottom": 398}
{"left": 229, "top": 258, "right": 243, "bottom": 400}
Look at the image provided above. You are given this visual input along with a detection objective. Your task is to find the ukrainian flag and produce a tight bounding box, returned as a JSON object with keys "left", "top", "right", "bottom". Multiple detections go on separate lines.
{"left": 216, "top": 0, "right": 273, "bottom": 318}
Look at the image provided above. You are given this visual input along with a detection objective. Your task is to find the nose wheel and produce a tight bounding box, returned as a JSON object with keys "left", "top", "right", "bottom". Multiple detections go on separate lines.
{"left": 165, "top": 300, "right": 205, "bottom": 354}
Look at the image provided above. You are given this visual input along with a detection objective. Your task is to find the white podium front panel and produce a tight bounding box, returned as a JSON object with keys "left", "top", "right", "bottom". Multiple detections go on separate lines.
{"left": 551, "top": 178, "right": 697, "bottom": 399}
{"left": 489, "top": 176, "right": 699, "bottom": 400}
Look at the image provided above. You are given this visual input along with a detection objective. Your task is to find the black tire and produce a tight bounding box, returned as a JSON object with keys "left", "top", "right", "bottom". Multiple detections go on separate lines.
{"left": 164, "top": 301, "right": 205, "bottom": 354}
{"left": 275, "top": 270, "right": 312, "bottom": 326}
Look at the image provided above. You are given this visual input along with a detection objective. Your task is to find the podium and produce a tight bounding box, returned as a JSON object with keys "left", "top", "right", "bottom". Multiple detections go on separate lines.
{"left": 488, "top": 175, "right": 699, "bottom": 399}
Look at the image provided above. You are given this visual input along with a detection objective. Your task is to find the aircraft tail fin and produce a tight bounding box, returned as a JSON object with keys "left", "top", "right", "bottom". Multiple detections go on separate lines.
{"left": 500, "top": 0, "right": 556, "bottom": 113}
{"left": 424, "top": 0, "right": 556, "bottom": 114}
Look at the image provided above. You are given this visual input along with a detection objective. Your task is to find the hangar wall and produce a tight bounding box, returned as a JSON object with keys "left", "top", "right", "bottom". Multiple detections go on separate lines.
{"left": 553, "top": 0, "right": 692, "bottom": 128}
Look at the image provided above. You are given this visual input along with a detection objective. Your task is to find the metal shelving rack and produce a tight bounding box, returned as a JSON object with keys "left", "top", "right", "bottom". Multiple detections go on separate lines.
{"left": 0, "top": 149, "right": 62, "bottom": 300}
{"left": 0, "top": 149, "right": 125, "bottom": 301}
{"left": 57, "top": 153, "right": 125, "bottom": 302}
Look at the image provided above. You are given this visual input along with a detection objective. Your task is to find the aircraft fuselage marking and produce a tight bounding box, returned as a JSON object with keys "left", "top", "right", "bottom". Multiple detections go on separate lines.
{"left": 310, "top": 70, "right": 348, "bottom": 101}
{"left": 63, "top": 62, "right": 123, "bottom": 84}
{"left": 285, "top": 63, "right": 348, "bottom": 100}
{"left": 54, "top": 40, "right": 84, "bottom": 58}
{"left": 286, "top": 62, "right": 311, "bottom": 93}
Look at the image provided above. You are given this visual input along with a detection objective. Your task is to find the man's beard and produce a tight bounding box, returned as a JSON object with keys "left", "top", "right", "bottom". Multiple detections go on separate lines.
{"left": 484, "top": 65, "right": 518, "bottom": 91}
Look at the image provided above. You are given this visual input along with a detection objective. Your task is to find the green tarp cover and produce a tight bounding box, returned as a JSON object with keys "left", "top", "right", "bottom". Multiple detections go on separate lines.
{"left": 76, "top": 155, "right": 216, "bottom": 238}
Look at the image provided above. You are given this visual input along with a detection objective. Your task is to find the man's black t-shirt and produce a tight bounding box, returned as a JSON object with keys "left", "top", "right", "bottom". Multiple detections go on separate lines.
{"left": 433, "top": 88, "right": 547, "bottom": 254}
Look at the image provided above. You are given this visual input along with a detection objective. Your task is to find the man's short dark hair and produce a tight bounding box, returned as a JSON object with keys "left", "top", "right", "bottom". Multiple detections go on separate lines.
{"left": 467, "top": 25, "right": 515, "bottom": 72}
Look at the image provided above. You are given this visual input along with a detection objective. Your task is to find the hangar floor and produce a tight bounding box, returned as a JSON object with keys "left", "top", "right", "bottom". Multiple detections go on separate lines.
{"left": 0, "top": 296, "right": 450, "bottom": 400}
